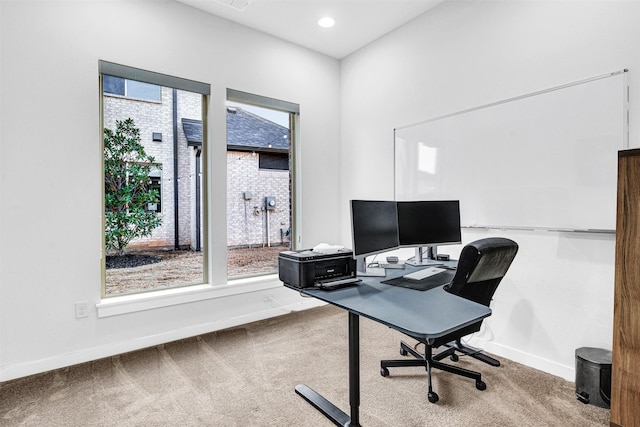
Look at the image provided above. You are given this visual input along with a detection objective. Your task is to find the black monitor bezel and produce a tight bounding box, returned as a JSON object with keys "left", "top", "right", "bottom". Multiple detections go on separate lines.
{"left": 350, "top": 200, "right": 400, "bottom": 258}
{"left": 396, "top": 200, "right": 462, "bottom": 248}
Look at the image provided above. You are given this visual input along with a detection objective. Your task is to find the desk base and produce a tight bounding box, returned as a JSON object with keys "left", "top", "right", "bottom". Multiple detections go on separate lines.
{"left": 295, "top": 384, "right": 354, "bottom": 427}
{"left": 294, "top": 312, "right": 361, "bottom": 427}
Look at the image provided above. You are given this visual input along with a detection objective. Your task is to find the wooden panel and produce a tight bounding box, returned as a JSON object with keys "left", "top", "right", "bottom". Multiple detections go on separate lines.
{"left": 611, "top": 148, "right": 640, "bottom": 426}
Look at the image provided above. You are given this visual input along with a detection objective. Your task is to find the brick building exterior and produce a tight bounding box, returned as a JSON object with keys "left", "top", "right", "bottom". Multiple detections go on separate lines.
{"left": 104, "top": 86, "right": 202, "bottom": 251}
{"left": 226, "top": 151, "right": 290, "bottom": 247}
{"left": 226, "top": 107, "right": 291, "bottom": 248}
{"left": 104, "top": 86, "right": 290, "bottom": 252}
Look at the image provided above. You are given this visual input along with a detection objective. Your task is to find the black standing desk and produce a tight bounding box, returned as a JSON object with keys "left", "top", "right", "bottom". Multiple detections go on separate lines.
{"left": 285, "top": 267, "right": 492, "bottom": 427}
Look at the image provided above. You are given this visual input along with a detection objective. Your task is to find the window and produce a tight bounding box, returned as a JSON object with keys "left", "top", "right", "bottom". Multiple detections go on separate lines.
{"left": 148, "top": 169, "right": 162, "bottom": 213}
{"left": 226, "top": 91, "right": 299, "bottom": 279}
{"left": 259, "top": 153, "right": 288, "bottom": 171}
{"left": 100, "top": 61, "right": 210, "bottom": 297}
{"left": 103, "top": 75, "right": 162, "bottom": 102}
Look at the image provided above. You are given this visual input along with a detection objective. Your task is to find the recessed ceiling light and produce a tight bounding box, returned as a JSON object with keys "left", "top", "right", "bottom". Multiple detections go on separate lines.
{"left": 318, "top": 17, "right": 335, "bottom": 28}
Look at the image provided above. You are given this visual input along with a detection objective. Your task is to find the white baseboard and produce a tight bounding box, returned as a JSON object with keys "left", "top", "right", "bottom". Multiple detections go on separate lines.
{"left": 467, "top": 337, "right": 575, "bottom": 382}
{"left": 2, "top": 299, "right": 572, "bottom": 384}
{"left": 0, "top": 298, "right": 325, "bottom": 382}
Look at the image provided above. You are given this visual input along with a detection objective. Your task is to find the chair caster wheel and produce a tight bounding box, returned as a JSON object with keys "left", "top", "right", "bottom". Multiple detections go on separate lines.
{"left": 381, "top": 367, "right": 389, "bottom": 377}
{"left": 450, "top": 353, "right": 459, "bottom": 362}
{"left": 476, "top": 380, "right": 487, "bottom": 391}
{"left": 427, "top": 391, "right": 439, "bottom": 403}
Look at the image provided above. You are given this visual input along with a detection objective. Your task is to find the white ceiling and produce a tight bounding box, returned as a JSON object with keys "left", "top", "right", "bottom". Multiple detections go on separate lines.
{"left": 175, "top": 0, "right": 446, "bottom": 59}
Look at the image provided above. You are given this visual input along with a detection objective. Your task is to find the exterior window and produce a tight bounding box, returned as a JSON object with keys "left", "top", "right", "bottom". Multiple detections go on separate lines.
{"left": 226, "top": 96, "right": 297, "bottom": 279}
{"left": 104, "top": 75, "right": 161, "bottom": 102}
{"left": 103, "top": 75, "right": 125, "bottom": 96}
{"left": 148, "top": 170, "right": 162, "bottom": 213}
{"left": 259, "top": 153, "right": 288, "bottom": 171}
{"left": 100, "top": 61, "right": 209, "bottom": 297}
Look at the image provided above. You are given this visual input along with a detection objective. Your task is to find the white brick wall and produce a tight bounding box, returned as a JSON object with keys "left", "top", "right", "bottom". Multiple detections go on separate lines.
{"left": 226, "top": 151, "right": 291, "bottom": 247}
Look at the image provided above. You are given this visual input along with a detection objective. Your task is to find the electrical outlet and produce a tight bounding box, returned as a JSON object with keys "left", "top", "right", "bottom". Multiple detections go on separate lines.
{"left": 75, "top": 302, "right": 89, "bottom": 319}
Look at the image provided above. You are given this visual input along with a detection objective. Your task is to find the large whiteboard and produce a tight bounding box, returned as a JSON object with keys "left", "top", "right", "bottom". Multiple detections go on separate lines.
{"left": 394, "top": 71, "right": 628, "bottom": 231}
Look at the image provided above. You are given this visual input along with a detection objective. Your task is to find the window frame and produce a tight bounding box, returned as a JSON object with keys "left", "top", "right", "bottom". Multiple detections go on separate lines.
{"left": 99, "top": 60, "right": 211, "bottom": 298}
{"left": 226, "top": 89, "right": 301, "bottom": 276}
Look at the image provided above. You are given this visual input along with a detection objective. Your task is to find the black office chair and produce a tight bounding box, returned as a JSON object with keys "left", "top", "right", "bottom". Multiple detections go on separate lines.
{"left": 380, "top": 237, "right": 519, "bottom": 403}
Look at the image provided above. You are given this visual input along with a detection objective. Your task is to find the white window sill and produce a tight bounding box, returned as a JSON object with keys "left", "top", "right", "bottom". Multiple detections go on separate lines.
{"left": 96, "top": 274, "right": 282, "bottom": 318}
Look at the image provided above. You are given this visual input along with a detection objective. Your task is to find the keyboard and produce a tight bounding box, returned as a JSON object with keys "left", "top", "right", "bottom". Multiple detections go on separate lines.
{"left": 403, "top": 266, "right": 445, "bottom": 281}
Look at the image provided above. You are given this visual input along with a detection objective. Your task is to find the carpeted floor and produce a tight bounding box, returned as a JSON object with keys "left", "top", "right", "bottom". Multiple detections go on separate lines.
{"left": 0, "top": 305, "right": 609, "bottom": 426}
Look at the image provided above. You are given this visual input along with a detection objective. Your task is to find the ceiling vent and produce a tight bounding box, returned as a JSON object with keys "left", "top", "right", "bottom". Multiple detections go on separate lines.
{"left": 213, "top": 0, "right": 252, "bottom": 11}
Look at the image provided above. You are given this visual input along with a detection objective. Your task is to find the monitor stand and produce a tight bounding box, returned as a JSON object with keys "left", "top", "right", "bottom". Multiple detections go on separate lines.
{"left": 405, "top": 246, "right": 442, "bottom": 267}
{"left": 355, "top": 257, "right": 386, "bottom": 277}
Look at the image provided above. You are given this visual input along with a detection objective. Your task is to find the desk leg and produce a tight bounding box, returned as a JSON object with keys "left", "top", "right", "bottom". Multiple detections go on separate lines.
{"left": 294, "top": 312, "right": 361, "bottom": 427}
{"left": 348, "top": 312, "right": 360, "bottom": 427}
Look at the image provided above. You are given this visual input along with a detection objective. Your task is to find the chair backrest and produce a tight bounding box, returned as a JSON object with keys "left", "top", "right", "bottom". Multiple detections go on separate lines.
{"left": 445, "top": 237, "right": 518, "bottom": 307}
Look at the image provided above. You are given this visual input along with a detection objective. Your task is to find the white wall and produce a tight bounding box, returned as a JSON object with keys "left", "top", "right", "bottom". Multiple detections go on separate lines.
{"left": 340, "top": 0, "right": 640, "bottom": 380}
{"left": 0, "top": 0, "right": 340, "bottom": 380}
{"left": 2, "top": 0, "right": 636, "bottom": 385}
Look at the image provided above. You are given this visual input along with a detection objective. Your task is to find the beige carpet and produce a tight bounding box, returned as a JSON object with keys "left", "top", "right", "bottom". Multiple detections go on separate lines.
{"left": 0, "top": 305, "right": 609, "bottom": 426}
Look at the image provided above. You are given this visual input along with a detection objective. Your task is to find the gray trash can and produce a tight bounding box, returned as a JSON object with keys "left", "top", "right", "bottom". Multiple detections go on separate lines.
{"left": 575, "top": 347, "right": 612, "bottom": 408}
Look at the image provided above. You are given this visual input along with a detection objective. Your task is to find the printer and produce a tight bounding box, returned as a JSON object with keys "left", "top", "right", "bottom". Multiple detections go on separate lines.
{"left": 278, "top": 248, "right": 357, "bottom": 289}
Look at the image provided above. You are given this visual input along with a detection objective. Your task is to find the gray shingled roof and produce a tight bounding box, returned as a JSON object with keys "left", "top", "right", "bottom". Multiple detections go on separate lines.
{"left": 182, "top": 118, "right": 202, "bottom": 146}
{"left": 226, "top": 107, "right": 289, "bottom": 153}
{"left": 180, "top": 107, "right": 290, "bottom": 153}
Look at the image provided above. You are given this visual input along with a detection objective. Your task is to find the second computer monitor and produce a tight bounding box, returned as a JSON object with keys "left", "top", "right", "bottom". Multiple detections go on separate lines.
{"left": 397, "top": 200, "right": 461, "bottom": 265}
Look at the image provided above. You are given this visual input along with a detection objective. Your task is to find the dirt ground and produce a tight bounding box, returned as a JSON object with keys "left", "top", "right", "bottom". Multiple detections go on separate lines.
{"left": 105, "top": 246, "right": 289, "bottom": 295}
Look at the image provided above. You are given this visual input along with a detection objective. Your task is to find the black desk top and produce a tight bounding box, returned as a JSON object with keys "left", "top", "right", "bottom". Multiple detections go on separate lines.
{"left": 293, "top": 265, "right": 491, "bottom": 340}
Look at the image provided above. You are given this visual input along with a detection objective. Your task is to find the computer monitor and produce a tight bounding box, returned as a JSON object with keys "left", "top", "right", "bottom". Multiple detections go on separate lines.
{"left": 397, "top": 200, "right": 461, "bottom": 266}
{"left": 350, "top": 200, "right": 400, "bottom": 273}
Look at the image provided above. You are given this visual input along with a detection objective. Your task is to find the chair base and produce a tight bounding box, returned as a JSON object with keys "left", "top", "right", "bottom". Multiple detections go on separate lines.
{"left": 380, "top": 341, "right": 486, "bottom": 403}
{"left": 434, "top": 339, "right": 501, "bottom": 367}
